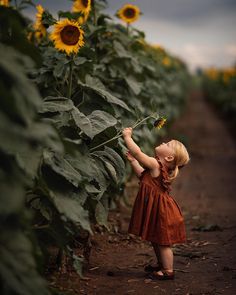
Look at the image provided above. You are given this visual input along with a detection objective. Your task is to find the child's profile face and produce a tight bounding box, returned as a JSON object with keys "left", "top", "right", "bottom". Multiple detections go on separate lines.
{"left": 155, "top": 140, "right": 174, "bottom": 158}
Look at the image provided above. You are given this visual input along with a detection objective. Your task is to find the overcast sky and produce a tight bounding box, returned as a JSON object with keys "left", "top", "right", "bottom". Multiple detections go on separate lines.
{"left": 26, "top": 0, "right": 236, "bottom": 71}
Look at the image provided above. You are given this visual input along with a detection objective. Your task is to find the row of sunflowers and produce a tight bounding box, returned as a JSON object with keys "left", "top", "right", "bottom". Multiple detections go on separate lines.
{"left": 203, "top": 66, "right": 236, "bottom": 128}
{"left": 0, "top": 1, "right": 190, "bottom": 294}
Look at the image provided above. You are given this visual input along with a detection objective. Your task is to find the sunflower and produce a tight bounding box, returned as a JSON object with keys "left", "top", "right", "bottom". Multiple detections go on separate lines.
{"left": 50, "top": 19, "right": 85, "bottom": 55}
{"left": 154, "top": 117, "right": 167, "bottom": 129}
{"left": 117, "top": 4, "right": 140, "bottom": 24}
{"left": 72, "top": 0, "right": 91, "bottom": 24}
{"left": 0, "top": 0, "right": 9, "bottom": 6}
{"left": 162, "top": 57, "right": 171, "bottom": 67}
{"left": 34, "top": 5, "right": 47, "bottom": 40}
{"left": 205, "top": 68, "right": 218, "bottom": 80}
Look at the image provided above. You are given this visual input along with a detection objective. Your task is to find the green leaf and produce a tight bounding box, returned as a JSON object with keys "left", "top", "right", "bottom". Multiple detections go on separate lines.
{"left": 52, "top": 192, "right": 93, "bottom": 234}
{"left": 0, "top": 45, "right": 42, "bottom": 126}
{"left": 87, "top": 110, "right": 117, "bottom": 136}
{"left": 39, "top": 97, "right": 74, "bottom": 113}
{"left": 0, "top": 231, "right": 50, "bottom": 295}
{"left": 102, "top": 160, "right": 117, "bottom": 183}
{"left": 58, "top": 10, "right": 83, "bottom": 20}
{"left": 72, "top": 109, "right": 117, "bottom": 139}
{"left": 125, "top": 76, "right": 142, "bottom": 95}
{"left": 43, "top": 151, "right": 82, "bottom": 187}
{"left": 113, "top": 40, "right": 131, "bottom": 58}
{"left": 72, "top": 254, "right": 84, "bottom": 278}
{"left": 95, "top": 201, "right": 109, "bottom": 229}
{"left": 71, "top": 108, "right": 93, "bottom": 138}
{"left": 92, "top": 147, "right": 125, "bottom": 183}
{"left": 53, "top": 61, "right": 66, "bottom": 78}
{"left": 78, "top": 79, "right": 131, "bottom": 112}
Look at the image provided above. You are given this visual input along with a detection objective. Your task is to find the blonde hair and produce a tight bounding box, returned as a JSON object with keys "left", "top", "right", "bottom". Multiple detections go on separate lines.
{"left": 167, "top": 139, "right": 190, "bottom": 182}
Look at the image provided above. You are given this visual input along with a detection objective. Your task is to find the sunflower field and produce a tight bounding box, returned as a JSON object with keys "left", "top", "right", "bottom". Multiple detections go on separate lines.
{"left": 0, "top": 0, "right": 190, "bottom": 294}
{"left": 202, "top": 66, "right": 236, "bottom": 128}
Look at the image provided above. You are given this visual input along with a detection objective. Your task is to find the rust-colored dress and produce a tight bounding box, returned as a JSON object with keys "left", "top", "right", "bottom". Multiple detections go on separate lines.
{"left": 128, "top": 156, "right": 186, "bottom": 246}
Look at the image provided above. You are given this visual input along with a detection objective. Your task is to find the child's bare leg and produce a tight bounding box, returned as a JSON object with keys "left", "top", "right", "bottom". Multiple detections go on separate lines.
{"left": 151, "top": 242, "right": 162, "bottom": 267}
{"left": 157, "top": 245, "right": 173, "bottom": 273}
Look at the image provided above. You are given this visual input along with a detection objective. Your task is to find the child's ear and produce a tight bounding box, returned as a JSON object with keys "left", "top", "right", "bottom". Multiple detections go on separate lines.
{"left": 164, "top": 155, "right": 174, "bottom": 162}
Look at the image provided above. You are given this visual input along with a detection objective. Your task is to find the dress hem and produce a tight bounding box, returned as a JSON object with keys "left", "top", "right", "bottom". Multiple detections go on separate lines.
{"left": 128, "top": 231, "right": 186, "bottom": 246}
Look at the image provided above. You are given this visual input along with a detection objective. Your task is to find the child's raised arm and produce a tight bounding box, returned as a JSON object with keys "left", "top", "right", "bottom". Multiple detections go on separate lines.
{"left": 122, "top": 127, "right": 159, "bottom": 170}
{"left": 125, "top": 150, "right": 144, "bottom": 178}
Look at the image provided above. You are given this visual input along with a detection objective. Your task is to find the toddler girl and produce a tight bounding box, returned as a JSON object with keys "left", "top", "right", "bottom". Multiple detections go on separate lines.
{"left": 122, "top": 127, "right": 190, "bottom": 280}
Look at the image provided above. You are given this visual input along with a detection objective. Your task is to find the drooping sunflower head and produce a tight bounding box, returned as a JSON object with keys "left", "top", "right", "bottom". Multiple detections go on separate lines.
{"left": 72, "top": 0, "right": 91, "bottom": 24}
{"left": 34, "top": 5, "right": 47, "bottom": 40}
{"left": 50, "top": 19, "right": 85, "bottom": 55}
{"left": 0, "top": 0, "right": 9, "bottom": 6}
{"left": 154, "top": 117, "right": 167, "bottom": 129}
{"left": 117, "top": 4, "right": 140, "bottom": 24}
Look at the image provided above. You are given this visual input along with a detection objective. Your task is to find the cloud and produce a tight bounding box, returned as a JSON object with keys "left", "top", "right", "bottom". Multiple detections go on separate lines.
{"left": 225, "top": 44, "right": 236, "bottom": 57}
{"left": 176, "top": 43, "right": 236, "bottom": 70}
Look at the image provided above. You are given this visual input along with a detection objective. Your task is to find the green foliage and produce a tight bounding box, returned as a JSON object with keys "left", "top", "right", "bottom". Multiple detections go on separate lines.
{"left": 0, "top": 1, "right": 191, "bottom": 293}
{"left": 0, "top": 44, "right": 53, "bottom": 295}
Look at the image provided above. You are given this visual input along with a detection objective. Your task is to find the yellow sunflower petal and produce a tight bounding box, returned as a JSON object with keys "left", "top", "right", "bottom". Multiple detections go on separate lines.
{"left": 50, "top": 19, "right": 85, "bottom": 55}
{"left": 72, "top": 0, "right": 91, "bottom": 24}
{"left": 33, "top": 4, "right": 47, "bottom": 41}
{"left": 154, "top": 117, "right": 167, "bottom": 129}
{"left": 117, "top": 4, "right": 140, "bottom": 24}
{"left": 162, "top": 57, "right": 171, "bottom": 67}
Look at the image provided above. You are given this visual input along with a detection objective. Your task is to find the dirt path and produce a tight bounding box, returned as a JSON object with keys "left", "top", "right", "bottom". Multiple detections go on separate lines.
{"left": 52, "top": 91, "right": 236, "bottom": 294}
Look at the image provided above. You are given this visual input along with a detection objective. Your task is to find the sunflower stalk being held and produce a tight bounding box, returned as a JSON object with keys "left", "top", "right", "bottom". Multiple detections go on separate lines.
{"left": 89, "top": 115, "right": 166, "bottom": 152}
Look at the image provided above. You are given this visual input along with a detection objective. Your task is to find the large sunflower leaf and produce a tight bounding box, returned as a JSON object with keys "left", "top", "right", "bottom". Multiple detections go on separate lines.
{"left": 92, "top": 146, "right": 125, "bottom": 183}
{"left": 71, "top": 108, "right": 93, "bottom": 138}
{"left": 78, "top": 76, "right": 131, "bottom": 112}
{"left": 0, "top": 231, "right": 50, "bottom": 295}
{"left": 95, "top": 201, "right": 109, "bottom": 229}
{"left": 72, "top": 109, "right": 117, "bottom": 139}
{"left": 124, "top": 76, "right": 142, "bottom": 95}
{"left": 89, "top": 158, "right": 109, "bottom": 199}
{"left": 52, "top": 192, "right": 93, "bottom": 234}
{"left": 39, "top": 96, "right": 74, "bottom": 113}
{"left": 102, "top": 160, "right": 117, "bottom": 183}
{"left": 87, "top": 110, "right": 117, "bottom": 136}
{"left": 113, "top": 40, "right": 132, "bottom": 58}
{"left": 43, "top": 150, "right": 82, "bottom": 187}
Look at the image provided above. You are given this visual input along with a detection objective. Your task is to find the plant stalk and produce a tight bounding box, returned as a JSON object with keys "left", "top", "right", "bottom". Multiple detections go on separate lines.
{"left": 67, "top": 56, "right": 74, "bottom": 99}
{"left": 89, "top": 114, "right": 154, "bottom": 152}
{"left": 127, "top": 23, "right": 130, "bottom": 35}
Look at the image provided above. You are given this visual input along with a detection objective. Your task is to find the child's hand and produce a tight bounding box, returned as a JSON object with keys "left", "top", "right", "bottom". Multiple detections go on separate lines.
{"left": 125, "top": 150, "right": 136, "bottom": 162}
{"left": 122, "top": 127, "right": 133, "bottom": 138}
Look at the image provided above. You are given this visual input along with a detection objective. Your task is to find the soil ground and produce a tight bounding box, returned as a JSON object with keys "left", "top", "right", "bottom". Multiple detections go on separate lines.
{"left": 49, "top": 90, "right": 236, "bottom": 295}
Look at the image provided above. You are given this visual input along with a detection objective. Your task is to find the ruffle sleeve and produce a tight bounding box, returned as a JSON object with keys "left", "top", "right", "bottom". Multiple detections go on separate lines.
{"left": 155, "top": 156, "right": 171, "bottom": 193}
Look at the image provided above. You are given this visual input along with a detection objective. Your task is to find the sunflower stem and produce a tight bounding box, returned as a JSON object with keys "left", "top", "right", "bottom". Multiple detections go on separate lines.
{"left": 127, "top": 23, "right": 130, "bottom": 35}
{"left": 89, "top": 115, "right": 153, "bottom": 152}
{"left": 68, "top": 56, "right": 74, "bottom": 99}
{"left": 93, "top": 8, "right": 97, "bottom": 26}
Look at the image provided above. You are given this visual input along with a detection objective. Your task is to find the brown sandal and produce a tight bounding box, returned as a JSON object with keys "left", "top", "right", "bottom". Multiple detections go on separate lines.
{"left": 144, "top": 264, "right": 162, "bottom": 272}
{"left": 148, "top": 269, "right": 175, "bottom": 280}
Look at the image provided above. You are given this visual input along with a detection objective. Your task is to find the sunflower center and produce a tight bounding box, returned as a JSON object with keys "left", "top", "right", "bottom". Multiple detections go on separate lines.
{"left": 60, "top": 25, "right": 80, "bottom": 45}
{"left": 82, "top": 0, "right": 89, "bottom": 8}
{"left": 123, "top": 8, "right": 135, "bottom": 19}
